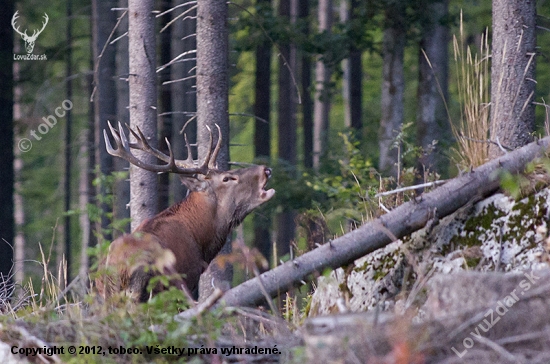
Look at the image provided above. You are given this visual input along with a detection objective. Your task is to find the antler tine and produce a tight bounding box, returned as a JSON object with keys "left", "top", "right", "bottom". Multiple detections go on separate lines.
{"left": 164, "top": 137, "right": 178, "bottom": 171}
{"left": 183, "top": 133, "right": 194, "bottom": 166}
{"left": 103, "top": 127, "right": 117, "bottom": 156}
{"left": 125, "top": 123, "right": 147, "bottom": 150}
{"left": 125, "top": 122, "right": 142, "bottom": 145}
{"left": 118, "top": 121, "right": 130, "bottom": 150}
{"left": 106, "top": 121, "right": 153, "bottom": 169}
{"left": 126, "top": 123, "right": 169, "bottom": 163}
{"left": 126, "top": 124, "right": 176, "bottom": 167}
{"left": 199, "top": 125, "right": 214, "bottom": 173}
{"left": 208, "top": 124, "right": 222, "bottom": 170}
{"left": 34, "top": 13, "right": 48, "bottom": 37}
{"left": 106, "top": 121, "right": 124, "bottom": 153}
{"left": 104, "top": 122, "right": 152, "bottom": 171}
{"left": 11, "top": 11, "right": 26, "bottom": 37}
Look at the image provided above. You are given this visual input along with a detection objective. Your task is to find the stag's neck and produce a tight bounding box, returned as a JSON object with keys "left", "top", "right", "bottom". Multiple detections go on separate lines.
{"left": 183, "top": 192, "right": 236, "bottom": 262}
{"left": 140, "top": 191, "right": 233, "bottom": 263}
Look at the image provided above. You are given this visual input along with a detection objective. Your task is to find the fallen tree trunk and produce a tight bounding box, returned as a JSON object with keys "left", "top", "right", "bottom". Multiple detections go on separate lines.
{"left": 178, "top": 136, "right": 550, "bottom": 314}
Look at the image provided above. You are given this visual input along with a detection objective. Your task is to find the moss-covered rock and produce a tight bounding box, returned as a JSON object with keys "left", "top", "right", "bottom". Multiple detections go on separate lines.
{"left": 310, "top": 189, "right": 550, "bottom": 316}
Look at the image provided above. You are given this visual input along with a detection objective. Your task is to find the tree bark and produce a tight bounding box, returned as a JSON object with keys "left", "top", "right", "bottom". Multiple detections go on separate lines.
{"left": 348, "top": 4, "right": 362, "bottom": 132}
{"left": 113, "top": 0, "right": 130, "bottom": 236}
{"left": 64, "top": 0, "right": 73, "bottom": 283}
{"left": 196, "top": 0, "right": 229, "bottom": 169}
{"left": 92, "top": 0, "right": 117, "bottom": 241}
{"left": 277, "top": 0, "right": 296, "bottom": 167}
{"left": 195, "top": 0, "right": 231, "bottom": 300}
{"left": 378, "top": 2, "right": 405, "bottom": 177}
{"left": 78, "top": 132, "right": 91, "bottom": 282}
{"left": 254, "top": 0, "right": 272, "bottom": 262}
{"left": 0, "top": 0, "right": 15, "bottom": 284}
{"left": 14, "top": 144, "right": 24, "bottom": 286}
{"left": 276, "top": 0, "right": 296, "bottom": 258}
{"left": 313, "top": 0, "right": 333, "bottom": 169}
{"left": 158, "top": 0, "right": 173, "bottom": 212}
{"left": 489, "top": 0, "right": 536, "bottom": 158}
{"left": 128, "top": 0, "right": 158, "bottom": 230}
{"left": 85, "top": 40, "right": 97, "bottom": 273}
{"left": 170, "top": 0, "right": 197, "bottom": 202}
{"left": 416, "top": 0, "right": 449, "bottom": 175}
{"left": 340, "top": 0, "right": 362, "bottom": 132}
{"left": 13, "top": 40, "right": 24, "bottom": 287}
{"left": 300, "top": 0, "right": 313, "bottom": 169}
{"left": 198, "top": 136, "right": 550, "bottom": 308}
{"left": 340, "top": 0, "right": 350, "bottom": 127}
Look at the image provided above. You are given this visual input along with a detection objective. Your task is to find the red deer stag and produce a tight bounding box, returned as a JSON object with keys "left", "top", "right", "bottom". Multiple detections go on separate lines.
{"left": 96, "top": 122, "right": 275, "bottom": 302}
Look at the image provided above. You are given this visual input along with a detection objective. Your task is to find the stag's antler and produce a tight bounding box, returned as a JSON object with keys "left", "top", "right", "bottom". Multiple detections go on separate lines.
{"left": 31, "top": 13, "right": 49, "bottom": 40}
{"left": 11, "top": 11, "right": 48, "bottom": 41}
{"left": 104, "top": 122, "right": 222, "bottom": 176}
{"left": 11, "top": 11, "right": 27, "bottom": 39}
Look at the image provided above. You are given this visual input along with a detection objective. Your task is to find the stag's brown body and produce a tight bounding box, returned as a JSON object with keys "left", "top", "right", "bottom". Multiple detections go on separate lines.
{"left": 96, "top": 123, "right": 275, "bottom": 302}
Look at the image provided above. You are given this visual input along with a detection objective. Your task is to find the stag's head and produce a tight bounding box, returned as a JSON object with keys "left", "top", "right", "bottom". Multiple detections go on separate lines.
{"left": 11, "top": 11, "right": 49, "bottom": 54}
{"left": 192, "top": 165, "right": 275, "bottom": 228}
{"left": 104, "top": 122, "right": 275, "bottom": 227}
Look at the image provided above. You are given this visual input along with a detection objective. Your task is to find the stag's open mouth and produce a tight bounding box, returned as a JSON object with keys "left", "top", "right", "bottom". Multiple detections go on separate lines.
{"left": 260, "top": 167, "right": 275, "bottom": 200}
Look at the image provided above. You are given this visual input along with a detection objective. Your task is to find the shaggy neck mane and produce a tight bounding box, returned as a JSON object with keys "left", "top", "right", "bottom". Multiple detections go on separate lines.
{"left": 139, "top": 191, "right": 232, "bottom": 263}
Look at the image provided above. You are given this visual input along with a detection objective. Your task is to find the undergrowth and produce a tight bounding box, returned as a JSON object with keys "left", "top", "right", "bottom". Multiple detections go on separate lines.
{"left": 1, "top": 263, "right": 293, "bottom": 363}
{"left": 449, "top": 13, "right": 491, "bottom": 169}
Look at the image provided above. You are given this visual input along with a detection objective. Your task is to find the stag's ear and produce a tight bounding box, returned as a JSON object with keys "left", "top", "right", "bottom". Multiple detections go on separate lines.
{"left": 179, "top": 176, "right": 208, "bottom": 192}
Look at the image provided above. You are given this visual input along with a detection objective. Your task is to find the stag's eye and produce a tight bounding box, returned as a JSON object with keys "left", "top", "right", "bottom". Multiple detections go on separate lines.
{"left": 223, "top": 176, "right": 230, "bottom": 182}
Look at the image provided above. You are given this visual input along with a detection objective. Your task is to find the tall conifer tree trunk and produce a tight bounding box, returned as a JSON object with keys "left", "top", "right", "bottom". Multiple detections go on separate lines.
{"left": 340, "top": 0, "right": 362, "bottom": 133}
{"left": 128, "top": 0, "right": 158, "bottom": 229}
{"left": 254, "top": 0, "right": 272, "bottom": 263}
{"left": 348, "top": 0, "right": 362, "bottom": 132}
{"left": 416, "top": 0, "right": 448, "bottom": 175}
{"left": 313, "top": 0, "right": 333, "bottom": 169}
{"left": 196, "top": 0, "right": 231, "bottom": 300}
{"left": 78, "top": 132, "right": 91, "bottom": 282}
{"left": 276, "top": 0, "right": 296, "bottom": 259}
{"left": 300, "top": 0, "right": 313, "bottom": 168}
{"left": 0, "top": 0, "right": 15, "bottom": 284}
{"left": 489, "top": 0, "right": 536, "bottom": 158}
{"left": 378, "top": 2, "right": 405, "bottom": 177}
{"left": 13, "top": 40, "right": 25, "bottom": 287}
{"left": 83, "top": 34, "right": 97, "bottom": 277}
{"left": 113, "top": 0, "right": 130, "bottom": 236}
{"left": 63, "top": 0, "right": 74, "bottom": 284}
{"left": 92, "top": 0, "right": 117, "bottom": 241}
{"left": 158, "top": 0, "right": 173, "bottom": 212}
{"left": 170, "top": 1, "right": 197, "bottom": 202}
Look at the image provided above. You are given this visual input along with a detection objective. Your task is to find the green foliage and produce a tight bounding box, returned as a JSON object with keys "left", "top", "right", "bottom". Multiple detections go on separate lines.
{"left": 297, "top": 125, "right": 438, "bottom": 238}
{"left": 231, "top": 1, "right": 378, "bottom": 65}
{"left": 269, "top": 160, "right": 323, "bottom": 212}
{"left": 392, "top": 122, "right": 425, "bottom": 171}
{"left": 500, "top": 171, "right": 525, "bottom": 200}
{"left": 304, "top": 132, "right": 378, "bottom": 231}
{"left": 89, "top": 170, "right": 131, "bottom": 238}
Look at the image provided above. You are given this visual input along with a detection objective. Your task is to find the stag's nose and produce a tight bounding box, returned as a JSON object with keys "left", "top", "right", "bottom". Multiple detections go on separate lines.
{"left": 264, "top": 167, "right": 272, "bottom": 179}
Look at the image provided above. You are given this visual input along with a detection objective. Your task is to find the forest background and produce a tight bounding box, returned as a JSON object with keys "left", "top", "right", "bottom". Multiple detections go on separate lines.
{"left": 1, "top": 0, "right": 549, "bottom": 295}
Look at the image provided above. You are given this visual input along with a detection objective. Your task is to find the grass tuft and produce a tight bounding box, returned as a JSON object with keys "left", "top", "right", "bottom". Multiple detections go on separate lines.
{"left": 450, "top": 12, "right": 491, "bottom": 169}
